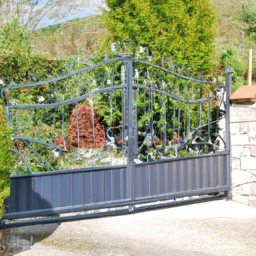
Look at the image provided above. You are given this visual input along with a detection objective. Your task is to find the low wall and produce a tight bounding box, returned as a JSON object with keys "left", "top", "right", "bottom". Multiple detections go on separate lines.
{"left": 230, "top": 107, "right": 256, "bottom": 207}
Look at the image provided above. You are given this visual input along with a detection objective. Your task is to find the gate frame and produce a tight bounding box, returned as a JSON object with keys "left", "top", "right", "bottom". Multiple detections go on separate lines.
{"left": 0, "top": 56, "right": 233, "bottom": 229}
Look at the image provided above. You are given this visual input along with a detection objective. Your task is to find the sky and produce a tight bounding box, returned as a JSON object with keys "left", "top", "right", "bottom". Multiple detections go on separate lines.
{"left": 36, "top": 0, "right": 105, "bottom": 29}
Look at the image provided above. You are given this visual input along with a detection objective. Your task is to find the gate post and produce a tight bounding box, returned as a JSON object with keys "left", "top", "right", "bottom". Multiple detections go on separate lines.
{"left": 126, "top": 57, "right": 134, "bottom": 211}
{"left": 225, "top": 67, "right": 233, "bottom": 199}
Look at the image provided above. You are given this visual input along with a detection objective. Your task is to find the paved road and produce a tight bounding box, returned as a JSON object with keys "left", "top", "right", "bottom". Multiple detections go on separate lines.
{"left": 11, "top": 200, "right": 256, "bottom": 256}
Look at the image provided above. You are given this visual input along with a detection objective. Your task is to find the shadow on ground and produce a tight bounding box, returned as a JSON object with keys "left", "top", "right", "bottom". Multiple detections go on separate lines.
{"left": 0, "top": 223, "right": 59, "bottom": 255}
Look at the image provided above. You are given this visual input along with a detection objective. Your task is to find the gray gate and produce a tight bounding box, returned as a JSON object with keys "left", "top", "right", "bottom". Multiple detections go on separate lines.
{"left": 0, "top": 51, "right": 232, "bottom": 228}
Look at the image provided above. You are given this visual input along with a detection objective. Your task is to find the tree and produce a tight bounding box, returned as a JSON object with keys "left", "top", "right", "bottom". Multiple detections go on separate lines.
{"left": 242, "top": 0, "right": 256, "bottom": 38}
{"left": 0, "top": 0, "right": 96, "bottom": 31}
{"left": 103, "top": 0, "right": 217, "bottom": 71}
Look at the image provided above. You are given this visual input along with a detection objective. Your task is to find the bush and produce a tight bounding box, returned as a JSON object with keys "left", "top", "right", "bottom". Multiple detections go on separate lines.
{"left": 0, "top": 103, "right": 13, "bottom": 219}
{"left": 103, "top": 0, "right": 217, "bottom": 71}
{"left": 69, "top": 104, "right": 105, "bottom": 148}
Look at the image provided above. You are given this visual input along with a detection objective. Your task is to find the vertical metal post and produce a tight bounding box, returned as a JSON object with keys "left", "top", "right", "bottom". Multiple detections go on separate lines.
{"left": 163, "top": 95, "right": 167, "bottom": 155}
{"left": 134, "top": 89, "right": 138, "bottom": 156}
{"left": 173, "top": 102, "right": 175, "bottom": 136}
{"left": 122, "top": 64, "right": 126, "bottom": 158}
{"left": 92, "top": 99, "right": 96, "bottom": 148}
{"left": 225, "top": 67, "right": 233, "bottom": 200}
{"left": 208, "top": 93, "right": 211, "bottom": 139}
{"left": 76, "top": 103, "right": 80, "bottom": 149}
{"left": 188, "top": 103, "right": 190, "bottom": 134}
{"left": 126, "top": 58, "right": 134, "bottom": 211}
{"left": 178, "top": 101, "right": 180, "bottom": 146}
{"left": 199, "top": 103, "right": 201, "bottom": 126}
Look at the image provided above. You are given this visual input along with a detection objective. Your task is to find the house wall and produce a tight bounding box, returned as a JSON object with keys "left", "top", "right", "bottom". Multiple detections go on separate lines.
{"left": 230, "top": 107, "right": 256, "bottom": 207}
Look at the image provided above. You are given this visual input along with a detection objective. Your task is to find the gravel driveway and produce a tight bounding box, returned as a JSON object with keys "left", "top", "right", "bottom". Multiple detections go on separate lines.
{"left": 7, "top": 200, "right": 256, "bottom": 256}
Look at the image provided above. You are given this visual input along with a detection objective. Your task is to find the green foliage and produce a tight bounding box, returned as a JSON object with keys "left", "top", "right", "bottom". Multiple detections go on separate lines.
{"left": 31, "top": 15, "right": 105, "bottom": 58}
{"left": 220, "top": 48, "right": 246, "bottom": 93}
{"left": 0, "top": 21, "right": 31, "bottom": 55}
{"left": 0, "top": 21, "right": 68, "bottom": 215}
{"left": 242, "top": 1, "right": 256, "bottom": 38}
{"left": 0, "top": 22, "right": 66, "bottom": 86}
{"left": 103, "top": 0, "right": 217, "bottom": 71}
{"left": 0, "top": 101, "right": 13, "bottom": 219}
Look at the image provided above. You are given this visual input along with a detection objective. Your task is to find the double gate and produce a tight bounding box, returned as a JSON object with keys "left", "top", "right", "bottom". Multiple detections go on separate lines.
{"left": 0, "top": 55, "right": 232, "bottom": 228}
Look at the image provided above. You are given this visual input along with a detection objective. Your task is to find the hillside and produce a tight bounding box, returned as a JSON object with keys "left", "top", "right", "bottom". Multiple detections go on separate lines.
{"left": 31, "top": 1, "right": 256, "bottom": 87}
{"left": 31, "top": 15, "right": 106, "bottom": 59}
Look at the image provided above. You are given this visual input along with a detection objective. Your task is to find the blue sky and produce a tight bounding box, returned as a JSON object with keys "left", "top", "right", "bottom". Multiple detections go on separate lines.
{"left": 36, "top": 0, "right": 105, "bottom": 29}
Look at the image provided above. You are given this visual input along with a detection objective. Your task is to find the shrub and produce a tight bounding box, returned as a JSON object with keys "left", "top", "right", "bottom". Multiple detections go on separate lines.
{"left": 0, "top": 102, "right": 13, "bottom": 219}
{"left": 68, "top": 104, "right": 105, "bottom": 148}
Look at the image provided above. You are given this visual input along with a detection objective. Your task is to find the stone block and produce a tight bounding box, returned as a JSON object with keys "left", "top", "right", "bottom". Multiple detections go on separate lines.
{"left": 232, "top": 194, "right": 249, "bottom": 205}
{"left": 248, "top": 123, "right": 256, "bottom": 135}
{"left": 241, "top": 147, "right": 250, "bottom": 157}
{"left": 250, "top": 146, "right": 256, "bottom": 157}
{"left": 239, "top": 123, "right": 249, "bottom": 134}
{"left": 230, "top": 123, "right": 239, "bottom": 135}
{"left": 232, "top": 134, "right": 249, "bottom": 145}
{"left": 231, "top": 107, "right": 256, "bottom": 122}
{"left": 239, "top": 184, "right": 251, "bottom": 196}
{"left": 231, "top": 146, "right": 244, "bottom": 158}
{"left": 250, "top": 137, "right": 256, "bottom": 144}
{"left": 232, "top": 158, "right": 241, "bottom": 169}
{"left": 232, "top": 170, "right": 252, "bottom": 186}
{"left": 241, "top": 156, "right": 256, "bottom": 170}
{"left": 250, "top": 184, "right": 256, "bottom": 196}
{"left": 250, "top": 133, "right": 256, "bottom": 139}
{"left": 248, "top": 196, "right": 256, "bottom": 207}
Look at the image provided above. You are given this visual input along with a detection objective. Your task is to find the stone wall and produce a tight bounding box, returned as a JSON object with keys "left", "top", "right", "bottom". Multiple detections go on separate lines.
{"left": 231, "top": 107, "right": 256, "bottom": 207}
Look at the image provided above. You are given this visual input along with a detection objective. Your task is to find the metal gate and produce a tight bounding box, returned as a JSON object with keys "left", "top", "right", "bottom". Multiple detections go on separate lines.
{"left": 0, "top": 49, "right": 232, "bottom": 228}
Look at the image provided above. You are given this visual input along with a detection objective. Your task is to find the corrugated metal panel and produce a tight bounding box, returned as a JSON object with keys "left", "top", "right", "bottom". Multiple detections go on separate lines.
{"left": 3, "top": 152, "right": 229, "bottom": 220}
{"left": 4, "top": 166, "right": 128, "bottom": 218}
{"left": 134, "top": 153, "right": 228, "bottom": 200}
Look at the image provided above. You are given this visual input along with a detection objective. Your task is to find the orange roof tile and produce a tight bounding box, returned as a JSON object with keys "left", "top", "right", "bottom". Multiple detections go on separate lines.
{"left": 230, "top": 86, "right": 256, "bottom": 103}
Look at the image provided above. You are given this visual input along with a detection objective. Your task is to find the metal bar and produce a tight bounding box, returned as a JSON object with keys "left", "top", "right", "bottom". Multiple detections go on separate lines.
{"left": 225, "top": 67, "right": 233, "bottom": 199}
{"left": 133, "top": 60, "right": 224, "bottom": 87}
{"left": 52, "top": 109, "right": 55, "bottom": 144}
{"left": 8, "top": 85, "right": 126, "bottom": 109}
{"left": 122, "top": 88, "right": 126, "bottom": 157}
{"left": 62, "top": 105, "right": 67, "bottom": 150}
{"left": 12, "top": 137, "right": 68, "bottom": 152}
{"left": 164, "top": 95, "right": 167, "bottom": 154}
{"left": 208, "top": 94, "right": 211, "bottom": 138}
{"left": 173, "top": 102, "right": 175, "bottom": 136}
{"left": 92, "top": 98, "right": 96, "bottom": 148}
{"left": 9, "top": 149, "right": 33, "bottom": 174}
{"left": 110, "top": 79, "right": 113, "bottom": 126}
{"left": 126, "top": 58, "right": 134, "bottom": 211}
{"left": 8, "top": 85, "right": 213, "bottom": 110}
{"left": 188, "top": 103, "right": 190, "bottom": 134}
{"left": 132, "top": 85, "right": 212, "bottom": 104}
{"left": 23, "top": 140, "right": 55, "bottom": 172}
{"left": 8, "top": 150, "right": 229, "bottom": 179}
{"left": 134, "top": 89, "right": 138, "bottom": 156}
{"left": 160, "top": 94, "right": 163, "bottom": 141}
{"left": 0, "top": 196, "right": 226, "bottom": 229}
{"left": 1, "top": 182, "right": 228, "bottom": 222}
{"left": 1, "top": 57, "right": 129, "bottom": 94}
{"left": 76, "top": 103, "right": 80, "bottom": 149}
{"left": 199, "top": 103, "right": 201, "bottom": 126}
{"left": 39, "top": 108, "right": 43, "bottom": 136}
{"left": 178, "top": 101, "right": 180, "bottom": 145}
{"left": 230, "top": 120, "right": 256, "bottom": 123}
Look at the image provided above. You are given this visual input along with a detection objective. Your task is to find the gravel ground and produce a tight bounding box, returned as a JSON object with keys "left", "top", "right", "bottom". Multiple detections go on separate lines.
{"left": 9, "top": 200, "right": 256, "bottom": 256}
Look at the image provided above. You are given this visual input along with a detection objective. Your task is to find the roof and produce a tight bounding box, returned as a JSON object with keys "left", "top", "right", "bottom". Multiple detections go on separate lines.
{"left": 230, "top": 85, "right": 256, "bottom": 103}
